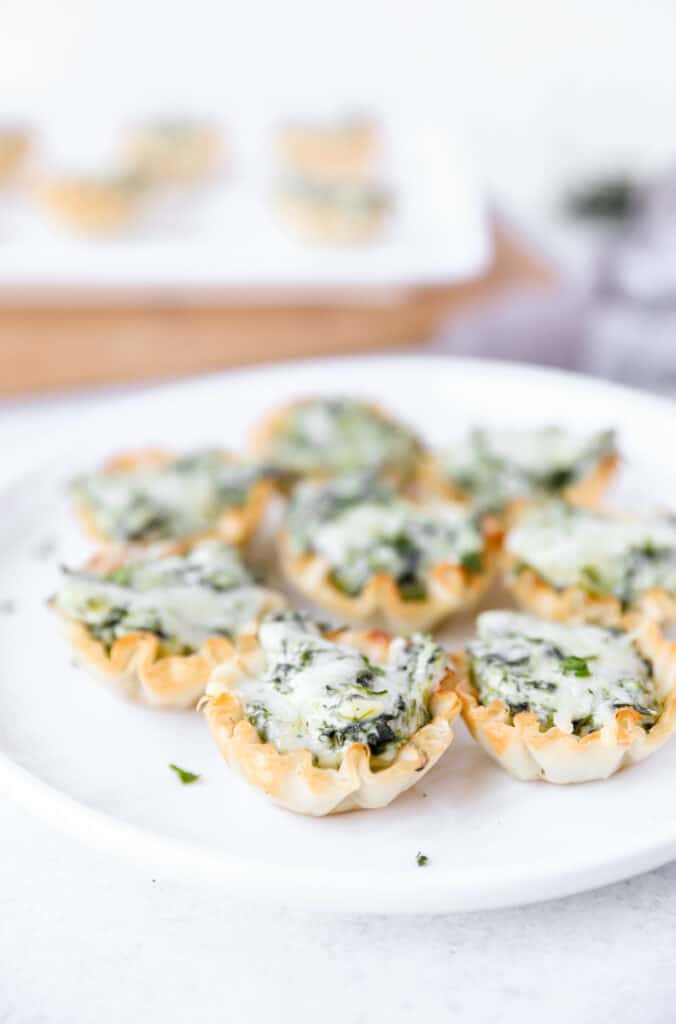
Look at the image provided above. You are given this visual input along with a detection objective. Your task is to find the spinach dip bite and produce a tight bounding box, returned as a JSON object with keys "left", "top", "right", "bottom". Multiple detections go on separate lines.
{"left": 52, "top": 539, "right": 285, "bottom": 708}
{"left": 420, "top": 426, "right": 617, "bottom": 514}
{"left": 250, "top": 397, "right": 421, "bottom": 484}
{"left": 278, "top": 115, "right": 377, "bottom": 181}
{"left": 125, "top": 119, "right": 221, "bottom": 183}
{"left": 278, "top": 473, "right": 501, "bottom": 631}
{"left": 72, "top": 448, "right": 275, "bottom": 546}
{"left": 203, "top": 611, "right": 460, "bottom": 815}
{"left": 275, "top": 175, "right": 390, "bottom": 244}
{"left": 35, "top": 171, "right": 147, "bottom": 235}
{"left": 505, "top": 501, "right": 676, "bottom": 626}
{"left": 455, "top": 610, "right": 676, "bottom": 783}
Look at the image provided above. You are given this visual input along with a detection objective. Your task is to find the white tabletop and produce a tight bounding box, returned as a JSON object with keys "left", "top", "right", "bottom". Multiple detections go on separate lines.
{"left": 4, "top": 795, "right": 675, "bottom": 1023}
{"left": 2, "top": 373, "right": 675, "bottom": 1023}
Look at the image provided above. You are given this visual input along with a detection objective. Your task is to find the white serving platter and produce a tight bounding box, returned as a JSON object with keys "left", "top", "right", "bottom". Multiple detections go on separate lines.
{"left": 1, "top": 355, "right": 676, "bottom": 914}
{"left": 0, "top": 119, "right": 490, "bottom": 297}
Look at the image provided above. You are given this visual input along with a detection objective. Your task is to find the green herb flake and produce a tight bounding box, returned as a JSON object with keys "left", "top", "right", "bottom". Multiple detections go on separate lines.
{"left": 416, "top": 851, "right": 429, "bottom": 867}
{"left": 561, "top": 656, "right": 592, "bottom": 678}
{"left": 579, "top": 565, "right": 607, "bottom": 595}
{"left": 460, "top": 551, "right": 483, "bottom": 574}
{"left": 169, "top": 763, "right": 201, "bottom": 785}
{"left": 107, "top": 566, "right": 133, "bottom": 587}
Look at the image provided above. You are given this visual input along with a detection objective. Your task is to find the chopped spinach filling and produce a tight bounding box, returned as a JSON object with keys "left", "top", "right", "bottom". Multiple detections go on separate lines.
{"left": 72, "top": 449, "right": 269, "bottom": 543}
{"left": 440, "top": 427, "right": 615, "bottom": 511}
{"left": 54, "top": 540, "right": 269, "bottom": 655}
{"left": 469, "top": 611, "right": 659, "bottom": 735}
{"left": 234, "top": 612, "right": 447, "bottom": 769}
{"left": 286, "top": 472, "right": 484, "bottom": 601}
{"left": 263, "top": 398, "right": 420, "bottom": 478}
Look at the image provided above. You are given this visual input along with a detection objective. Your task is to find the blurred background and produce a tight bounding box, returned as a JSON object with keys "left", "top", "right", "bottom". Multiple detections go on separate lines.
{"left": 2, "top": 0, "right": 676, "bottom": 397}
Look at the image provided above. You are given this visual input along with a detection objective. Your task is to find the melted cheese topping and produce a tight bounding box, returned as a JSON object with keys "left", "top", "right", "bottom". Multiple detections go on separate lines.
{"left": 440, "top": 426, "right": 615, "bottom": 509}
{"left": 469, "top": 610, "right": 658, "bottom": 735}
{"left": 263, "top": 398, "right": 420, "bottom": 477}
{"left": 73, "top": 450, "right": 265, "bottom": 543}
{"left": 286, "top": 473, "right": 484, "bottom": 598}
{"left": 507, "top": 502, "right": 676, "bottom": 603}
{"left": 55, "top": 540, "right": 270, "bottom": 654}
{"left": 228, "top": 614, "right": 447, "bottom": 768}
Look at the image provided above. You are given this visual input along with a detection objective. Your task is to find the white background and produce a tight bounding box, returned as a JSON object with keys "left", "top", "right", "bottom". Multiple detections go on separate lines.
{"left": 2, "top": 0, "right": 676, "bottom": 219}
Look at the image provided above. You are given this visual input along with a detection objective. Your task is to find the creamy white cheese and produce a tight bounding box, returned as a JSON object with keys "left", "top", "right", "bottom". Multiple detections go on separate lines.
{"left": 55, "top": 540, "right": 270, "bottom": 653}
{"left": 73, "top": 450, "right": 264, "bottom": 542}
{"left": 507, "top": 502, "right": 676, "bottom": 603}
{"left": 265, "top": 398, "right": 419, "bottom": 477}
{"left": 287, "top": 473, "right": 484, "bottom": 598}
{"left": 469, "top": 610, "right": 658, "bottom": 735}
{"left": 231, "top": 614, "right": 447, "bottom": 768}
{"left": 440, "top": 426, "right": 615, "bottom": 509}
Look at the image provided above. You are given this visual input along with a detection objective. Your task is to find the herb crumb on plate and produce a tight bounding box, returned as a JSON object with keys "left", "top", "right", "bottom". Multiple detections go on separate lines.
{"left": 169, "top": 763, "right": 201, "bottom": 785}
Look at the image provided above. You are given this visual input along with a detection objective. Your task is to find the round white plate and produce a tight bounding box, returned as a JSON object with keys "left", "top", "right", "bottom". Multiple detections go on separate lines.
{"left": 2, "top": 355, "right": 676, "bottom": 914}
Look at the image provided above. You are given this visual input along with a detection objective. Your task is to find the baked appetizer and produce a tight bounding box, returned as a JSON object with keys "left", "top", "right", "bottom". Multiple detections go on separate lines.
{"left": 455, "top": 610, "right": 676, "bottom": 783}
{"left": 275, "top": 174, "right": 390, "bottom": 244}
{"left": 0, "top": 127, "right": 31, "bottom": 183}
{"left": 203, "top": 611, "right": 460, "bottom": 814}
{"left": 250, "top": 397, "right": 421, "bottom": 483}
{"left": 125, "top": 120, "right": 221, "bottom": 182}
{"left": 35, "top": 172, "right": 146, "bottom": 234}
{"left": 52, "top": 539, "right": 285, "bottom": 708}
{"left": 72, "top": 448, "right": 275, "bottom": 546}
{"left": 278, "top": 115, "right": 376, "bottom": 181}
{"left": 278, "top": 473, "right": 501, "bottom": 630}
{"left": 505, "top": 500, "right": 676, "bottom": 626}
{"left": 421, "top": 426, "right": 618, "bottom": 513}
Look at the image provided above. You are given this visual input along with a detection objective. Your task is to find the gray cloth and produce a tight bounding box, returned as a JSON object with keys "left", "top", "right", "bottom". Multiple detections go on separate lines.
{"left": 433, "top": 179, "right": 676, "bottom": 394}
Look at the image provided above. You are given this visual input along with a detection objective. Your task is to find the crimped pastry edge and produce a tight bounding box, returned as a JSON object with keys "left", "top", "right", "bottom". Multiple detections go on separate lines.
{"left": 454, "top": 620, "right": 676, "bottom": 783}
{"left": 504, "top": 561, "right": 676, "bottom": 629}
{"left": 73, "top": 447, "right": 275, "bottom": 548}
{"left": 203, "top": 626, "right": 460, "bottom": 815}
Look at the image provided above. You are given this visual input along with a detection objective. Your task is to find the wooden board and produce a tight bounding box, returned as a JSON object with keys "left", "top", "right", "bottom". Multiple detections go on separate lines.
{"left": 0, "top": 224, "right": 552, "bottom": 398}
